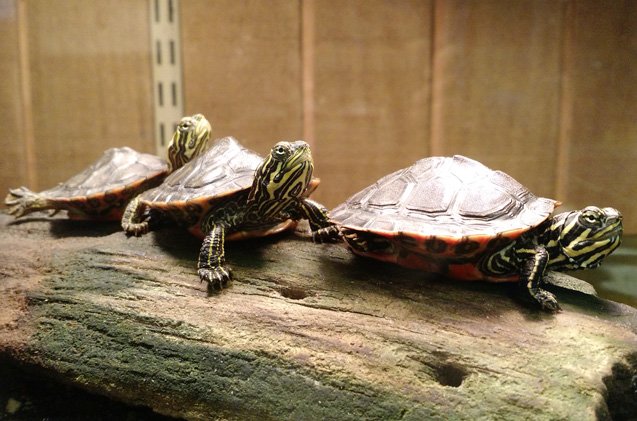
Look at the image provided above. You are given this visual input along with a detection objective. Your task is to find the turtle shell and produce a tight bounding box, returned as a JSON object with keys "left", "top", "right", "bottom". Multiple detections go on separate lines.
{"left": 139, "top": 136, "right": 262, "bottom": 206}
{"left": 138, "top": 136, "right": 300, "bottom": 239}
{"left": 6, "top": 147, "right": 168, "bottom": 220}
{"left": 330, "top": 155, "right": 558, "bottom": 280}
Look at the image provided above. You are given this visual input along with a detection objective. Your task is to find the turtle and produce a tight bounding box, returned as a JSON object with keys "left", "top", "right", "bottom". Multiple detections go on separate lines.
{"left": 121, "top": 136, "right": 340, "bottom": 291}
{"left": 4, "top": 114, "right": 212, "bottom": 221}
{"left": 329, "top": 155, "right": 623, "bottom": 312}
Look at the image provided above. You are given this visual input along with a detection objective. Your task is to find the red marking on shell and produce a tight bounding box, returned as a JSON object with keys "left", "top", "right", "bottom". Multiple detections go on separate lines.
{"left": 332, "top": 155, "right": 558, "bottom": 281}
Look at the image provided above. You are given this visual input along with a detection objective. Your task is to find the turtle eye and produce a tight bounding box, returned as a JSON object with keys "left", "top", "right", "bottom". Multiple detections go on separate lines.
{"left": 579, "top": 209, "right": 603, "bottom": 227}
{"left": 272, "top": 144, "right": 290, "bottom": 160}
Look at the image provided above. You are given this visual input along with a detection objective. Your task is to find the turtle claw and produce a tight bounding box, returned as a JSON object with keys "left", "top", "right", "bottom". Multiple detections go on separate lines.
{"left": 312, "top": 225, "right": 342, "bottom": 244}
{"left": 123, "top": 221, "right": 150, "bottom": 237}
{"left": 4, "top": 187, "right": 47, "bottom": 218}
{"left": 531, "top": 289, "right": 562, "bottom": 313}
{"left": 6, "top": 186, "right": 30, "bottom": 200}
{"left": 199, "top": 266, "right": 233, "bottom": 293}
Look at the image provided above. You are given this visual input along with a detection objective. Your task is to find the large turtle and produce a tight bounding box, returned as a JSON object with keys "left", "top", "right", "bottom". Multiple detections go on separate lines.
{"left": 122, "top": 136, "right": 340, "bottom": 290}
{"left": 4, "top": 114, "right": 211, "bottom": 221}
{"left": 329, "top": 155, "right": 623, "bottom": 312}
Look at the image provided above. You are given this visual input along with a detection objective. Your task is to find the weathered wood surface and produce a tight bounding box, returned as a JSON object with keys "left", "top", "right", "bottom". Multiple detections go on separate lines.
{"left": 0, "top": 213, "right": 636, "bottom": 420}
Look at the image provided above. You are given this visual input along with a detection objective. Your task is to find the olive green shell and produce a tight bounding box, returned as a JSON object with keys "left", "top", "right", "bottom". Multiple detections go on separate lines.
{"left": 138, "top": 136, "right": 262, "bottom": 206}
{"left": 44, "top": 147, "right": 168, "bottom": 200}
{"left": 330, "top": 155, "right": 557, "bottom": 239}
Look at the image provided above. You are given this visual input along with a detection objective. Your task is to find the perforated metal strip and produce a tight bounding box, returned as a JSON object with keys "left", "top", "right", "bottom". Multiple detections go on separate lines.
{"left": 150, "top": 0, "right": 184, "bottom": 154}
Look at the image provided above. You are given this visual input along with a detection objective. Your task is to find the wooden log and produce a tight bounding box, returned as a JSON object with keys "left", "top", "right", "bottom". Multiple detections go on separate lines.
{"left": 0, "top": 213, "right": 635, "bottom": 420}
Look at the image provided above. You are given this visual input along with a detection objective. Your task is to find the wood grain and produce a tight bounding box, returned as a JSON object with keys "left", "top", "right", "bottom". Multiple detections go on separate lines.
{"left": 558, "top": 0, "right": 637, "bottom": 233}
{"left": 180, "top": 0, "right": 303, "bottom": 156}
{"left": 431, "top": 0, "right": 564, "bottom": 199}
{"left": 0, "top": 214, "right": 636, "bottom": 419}
{"left": 24, "top": 0, "right": 153, "bottom": 190}
{"left": 311, "top": 0, "right": 432, "bottom": 207}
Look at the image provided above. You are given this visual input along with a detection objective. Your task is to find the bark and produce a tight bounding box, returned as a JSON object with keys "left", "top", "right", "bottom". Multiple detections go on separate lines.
{"left": 0, "top": 213, "right": 636, "bottom": 420}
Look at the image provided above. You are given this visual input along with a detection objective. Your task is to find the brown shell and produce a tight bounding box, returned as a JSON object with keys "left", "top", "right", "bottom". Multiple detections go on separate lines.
{"left": 39, "top": 147, "right": 168, "bottom": 201}
{"left": 138, "top": 136, "right": 262, "bottom": 206}
{"left": 330, "top": 155, "right": 557, "bottom": 240}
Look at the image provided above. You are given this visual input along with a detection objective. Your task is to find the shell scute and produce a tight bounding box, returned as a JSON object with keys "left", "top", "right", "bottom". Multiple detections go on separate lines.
{"left": 190, "top": 165, "right": 230, "bottom": 188}
{"left": 367, "top": 175, "right": 408, "bottom": 208}
{"left": 487, "top": 170, "right": 528, "bottom": 197}
{"left": 406, "top": 176, "right": 459, "bottom": 214}
{"left": 457, "top": 184, "right": 519, "bottom": 220}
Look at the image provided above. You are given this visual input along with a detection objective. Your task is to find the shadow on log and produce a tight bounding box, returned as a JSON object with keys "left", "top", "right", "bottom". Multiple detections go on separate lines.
{"left": 0, "top": 213, "right": 636, "bottom": 420}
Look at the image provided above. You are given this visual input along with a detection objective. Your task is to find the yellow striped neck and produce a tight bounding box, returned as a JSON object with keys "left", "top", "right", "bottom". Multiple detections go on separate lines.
{"left": 167, "top": 113, "right": 212, "bottom": 171}
{"left": 547, "top": 207, "right": 622, "bottom": 270}
{"left": 480, "top": 206, "right": 622, "bottom": 277}
{"left": 247, "top": 141, "right": 313, "bottom": 219}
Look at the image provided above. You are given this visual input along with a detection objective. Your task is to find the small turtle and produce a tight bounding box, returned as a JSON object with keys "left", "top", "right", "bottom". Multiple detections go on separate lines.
{"left": 122, "top": 136, "right": 340, "bottom": 290}
{"left": 330, "top": 155, "right": 623, "bottom": 311}
{"left": 4, "top": 114, "right": 211, "bottom": 221}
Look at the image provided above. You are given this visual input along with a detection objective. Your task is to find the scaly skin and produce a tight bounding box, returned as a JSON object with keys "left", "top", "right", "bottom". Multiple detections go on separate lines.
{"left": 197, "top": 141, "right": 341, "bottom": 291}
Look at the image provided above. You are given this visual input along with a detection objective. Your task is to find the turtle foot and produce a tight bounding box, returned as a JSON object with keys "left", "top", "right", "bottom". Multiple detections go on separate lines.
{"left": 122, "top": 222, "right": 150, "bottom": 237}
{"left": 531, "top": 288, "right": 562, "bottom": 313}
{"left": 4, "top": 187, "right": 47, "bottom": 218}
{"left": 199, "top": 266, "right": 233, "bottom": 293}
{"left": 312, "top": 225, "right": 342, "bottom": 244}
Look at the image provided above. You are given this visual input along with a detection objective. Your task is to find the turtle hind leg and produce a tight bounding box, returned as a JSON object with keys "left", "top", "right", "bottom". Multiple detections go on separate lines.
{"left": 342, "top": 228, "right": 393, "bottom": 254}
{"left": 4, "top": 187, "right": 54, "bottom": 218}
{"left": 121, "top": 197, "right": 151, "bottom": 236}
{"left": 198, "top": 224, "right": 233, "bottom": 293}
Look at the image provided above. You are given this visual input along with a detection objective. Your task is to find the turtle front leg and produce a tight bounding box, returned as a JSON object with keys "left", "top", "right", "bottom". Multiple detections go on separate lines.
{"left": 198, "top": 224, "right": 233, "bottom": 293}
{"left": 298, "top": 199, "right": 341, "bottom": 243}
{"left": 516, "top": 245, "right": 561, "bottom": 312}
{"left": 121, "top": 197, "right": 150, "bottom": 236}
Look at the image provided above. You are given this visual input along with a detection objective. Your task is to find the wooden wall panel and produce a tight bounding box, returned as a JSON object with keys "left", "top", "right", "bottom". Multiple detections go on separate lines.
{"left": 431, "top": 0, "right": 564, "bottom": 198}
{"left": 560, "top": 0, "right": 637, "bottom": 233}
{"left": 2, "top": 1, "right": 636, "bottom": 233}
{"left": 180, "top": 0, "right": 303, "bottom": 155}
{"left": 311, "top": 0, "right": 432, "bottom": 207}
{"left": 25, "top": 0, "right": 153, "bottom": 190}
{"left": 0, "top": 0, "right": 27, "bottom": 197}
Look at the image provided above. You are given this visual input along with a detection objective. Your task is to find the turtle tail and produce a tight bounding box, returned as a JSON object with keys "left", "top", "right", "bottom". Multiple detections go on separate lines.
{"left": 121, "top": 197, "right": 150, "bottom": 236}
{"left": 4, "top": 187, "right": 54, "bottom": 218}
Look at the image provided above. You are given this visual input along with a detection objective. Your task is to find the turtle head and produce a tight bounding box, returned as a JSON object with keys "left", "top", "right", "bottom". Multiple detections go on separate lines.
{"left": 167, "top": 113, "right": 212, "bottom": 171}
{"left": 551, "top": 206, "right": 623, "bottom": 270}
{"left": 248, "top": 141, "right": 313, "bottom": 216}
